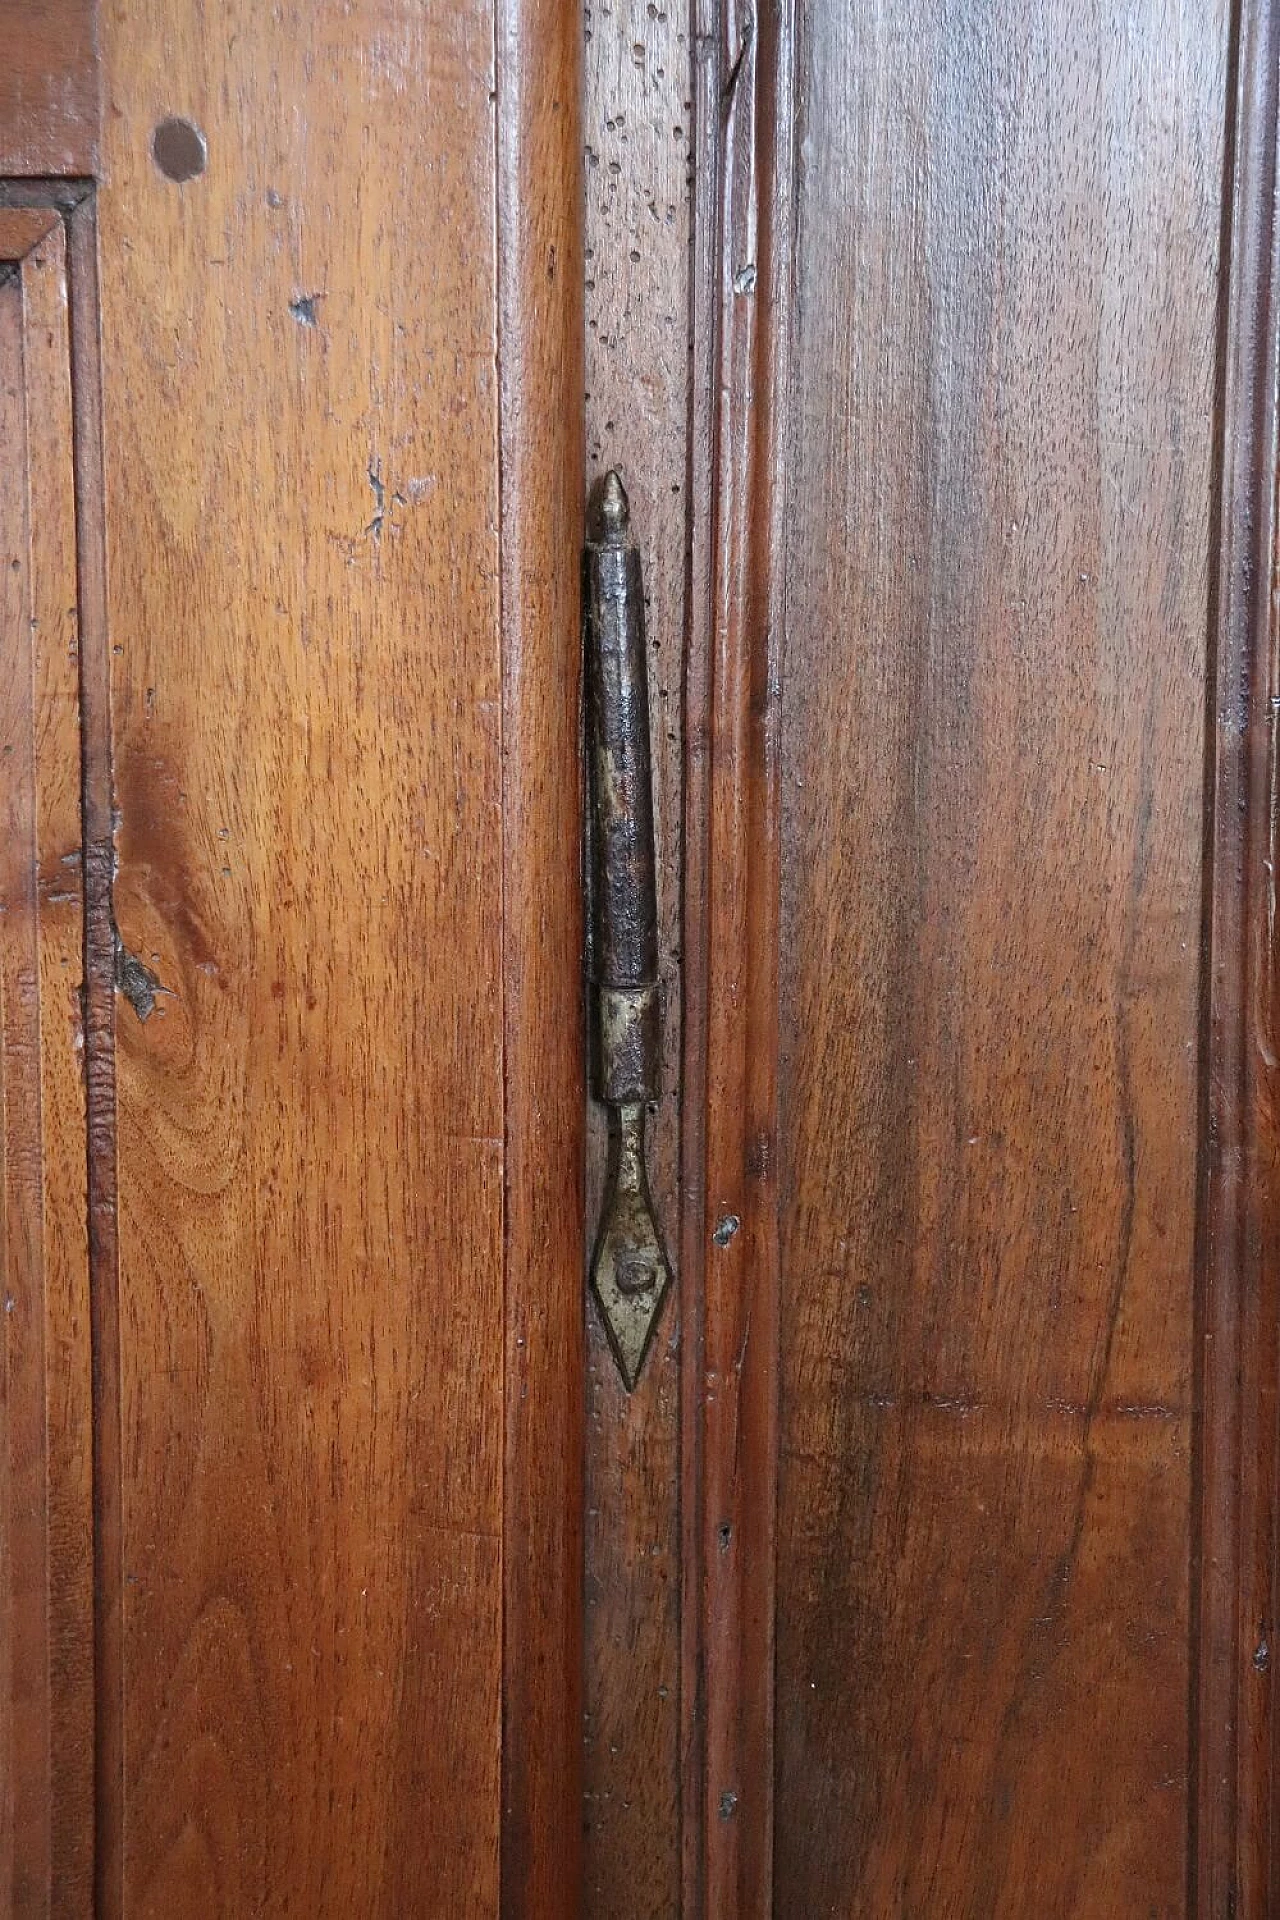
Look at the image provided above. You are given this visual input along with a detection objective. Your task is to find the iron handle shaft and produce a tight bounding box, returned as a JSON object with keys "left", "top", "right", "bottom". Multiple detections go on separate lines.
{"left": 585, "top": 472, "right": 670, "bottom": 1389}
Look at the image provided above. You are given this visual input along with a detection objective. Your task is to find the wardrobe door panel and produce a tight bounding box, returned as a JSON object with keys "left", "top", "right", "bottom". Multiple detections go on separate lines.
{"left": 771, "top": 3, "right": 1229, "bottom": 1912}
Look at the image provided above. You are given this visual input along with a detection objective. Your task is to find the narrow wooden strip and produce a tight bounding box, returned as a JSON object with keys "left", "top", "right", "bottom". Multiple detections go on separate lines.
{"left": 0, "top": 186, "right": 90, "bottom": 215}
{"left": 580, "top": 4, "right": 691, "bottom": 1903}
{"left": 0, "top": 258, "right": 50, "bottom": 1918}
{"left": 0, "top": 206, "right": 97, "bottom": 1917}
{"left": 0, "top": 270, "right": 19, "bottom": 1920}
{"left": 65, "top": 198, "right": 121, "bottom": 1920}
{"left": 683, "top": 2, "right": 797, "bottom": 1913}
{"left": 1196, "top": 1, "right": 1280, "bottom": 1910}
{"left": 587, "top": 11, "right": 694, "bottom": 1904}
{"left": 493, "top": 0, "right": 586, "bottom": 1911}
{"left": 680, "top": 14, "right": 720, "bottom": 1912}
{"left": 24, "top": 212, "right": 95, "bottom": 1916}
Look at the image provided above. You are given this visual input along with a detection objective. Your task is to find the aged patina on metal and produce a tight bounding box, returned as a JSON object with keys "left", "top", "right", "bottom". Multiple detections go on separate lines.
{"left": 585, "top": 470, "right": 671, "bottom": 1389}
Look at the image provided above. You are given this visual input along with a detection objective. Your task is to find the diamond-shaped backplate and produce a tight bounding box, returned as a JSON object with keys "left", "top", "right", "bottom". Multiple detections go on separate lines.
{"left": 591, "top": 1103, "right": 671, "bottom": 1389}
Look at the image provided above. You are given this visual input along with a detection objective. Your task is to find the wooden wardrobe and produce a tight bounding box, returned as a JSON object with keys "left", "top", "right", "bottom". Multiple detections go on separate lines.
{"left": 2, "top": 1, "right": 1278, "bottom": 1914}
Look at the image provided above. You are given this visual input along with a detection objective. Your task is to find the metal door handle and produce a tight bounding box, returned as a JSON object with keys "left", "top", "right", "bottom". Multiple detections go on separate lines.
{"left": 585, "top": 471, "right": 670, "bottom": 1389}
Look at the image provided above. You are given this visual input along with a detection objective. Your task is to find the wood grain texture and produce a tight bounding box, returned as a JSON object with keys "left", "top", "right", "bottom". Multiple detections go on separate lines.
{"left": 681, "top": 2, "right": 794, "bottom": 1913}
{"left": 0, "top": 0, "right": 99, "bottom": 177}
{"left": 93, "top": 1, "right": 581, "bottom": 1908}
{"left": 493, "top": 0, "right": 585, "bottom": 1913}
{"left": 0, "top": 207, "right": 95, "bottom": 1915}
{"left": 774, "top": 2, "right": 1228, "bottom": 1913}
{"left": 581, "top": 1, "right": 690, "bottom": 1911}
{"left": 1196, "top": 2, "right": 1280, "bottom": 1910}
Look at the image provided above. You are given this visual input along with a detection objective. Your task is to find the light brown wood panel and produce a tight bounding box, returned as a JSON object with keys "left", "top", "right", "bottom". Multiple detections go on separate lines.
{"left": 0, "top": 207, "right": 95, "bottom": 1916}
{"left": 773, "top": 1, "right": 1228, "bottom": 1912}
{"left": 581, "top": 1, "right": 690, "bottom": 1911}
{"left": 93, "top": 3, "right": 582, "bottom": 1911}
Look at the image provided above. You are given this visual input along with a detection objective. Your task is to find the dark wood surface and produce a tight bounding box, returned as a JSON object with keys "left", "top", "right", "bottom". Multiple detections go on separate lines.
{"left": 0, "top": 205, "right": 95, "bottom": 1916}
{"left": 0, "top": 0, "right": 98, "bottom": 177}
{"left": 8, "top": 2, "right": 1280, "bottom": 1913}
{"left": 772, "top": 0, "right": 1229, "bottom": 1912}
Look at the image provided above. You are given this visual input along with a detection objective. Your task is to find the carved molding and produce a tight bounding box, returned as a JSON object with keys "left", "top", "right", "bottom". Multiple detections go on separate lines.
{"left": 1196, "top": 3, "right": 1280, "bottom": 1911}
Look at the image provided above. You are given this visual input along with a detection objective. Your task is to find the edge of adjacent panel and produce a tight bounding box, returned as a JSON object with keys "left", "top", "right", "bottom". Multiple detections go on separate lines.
{"left": 1195, "top": 0, "right": 1280, "bottom": 1913}
{"left": 492, "top": 1, "right": 588, "bottom": 1913}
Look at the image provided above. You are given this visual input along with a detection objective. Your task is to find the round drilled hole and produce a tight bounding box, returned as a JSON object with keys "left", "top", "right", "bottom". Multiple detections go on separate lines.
{"left": 151, "top": 116, "right": 207, "bottom": 183}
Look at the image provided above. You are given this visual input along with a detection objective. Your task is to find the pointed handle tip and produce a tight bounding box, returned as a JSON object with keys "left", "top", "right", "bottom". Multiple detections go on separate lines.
{"left": 587, "top": 468, "right": 630, "bottom": 545}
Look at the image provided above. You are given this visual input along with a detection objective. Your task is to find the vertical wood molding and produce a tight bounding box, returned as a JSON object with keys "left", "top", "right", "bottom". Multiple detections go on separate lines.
{"left": 682, "top": 2, "right": 796, "bottom": 1912}
{"left": 0, "top": 198, "right": 96, "bottom": 1915}
{"left": 65, "top": 193, "right": 123, "bottom": 1920}
{"left": 1197, "top": 2, "right": 1280, "bottom": 1912}
{"left": 493, "top": 0, "right": 586, "bottom": 1912}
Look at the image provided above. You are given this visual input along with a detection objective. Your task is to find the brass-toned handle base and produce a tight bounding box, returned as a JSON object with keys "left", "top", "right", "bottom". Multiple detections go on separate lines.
{"left": 591, "top": 1103, "right": 670, "bottom": 1389}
